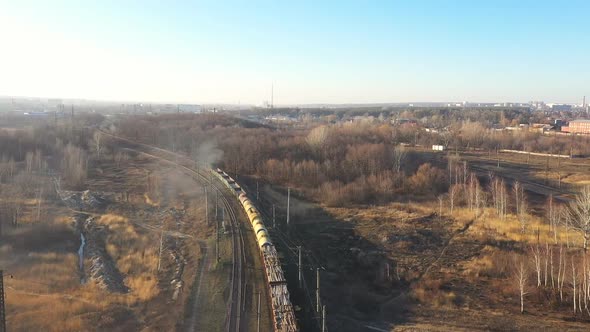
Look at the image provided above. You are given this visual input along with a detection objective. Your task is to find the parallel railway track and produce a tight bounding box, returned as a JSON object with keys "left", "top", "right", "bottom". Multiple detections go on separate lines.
{"left": 100, "top": 131, "right": 246, "bottom": 331}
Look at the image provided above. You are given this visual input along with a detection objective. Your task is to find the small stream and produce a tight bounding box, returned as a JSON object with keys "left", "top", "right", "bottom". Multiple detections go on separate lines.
{"left": 78, "top": 233, "right": 86, "bottom": 284}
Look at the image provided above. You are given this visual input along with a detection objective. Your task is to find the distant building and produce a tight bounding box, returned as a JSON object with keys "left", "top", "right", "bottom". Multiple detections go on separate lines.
{"left": 265, "top": 115, "right": 298, "bottom": 122}
{"left": 561, "top": 119, "right": 590, "bottom": 134}
{"left": 393, "top": 118, "right": 417, "bottom": 126}
{"left": 530, "top": 123, "right": 553, "bottom": 133}
{"left": 530, "top": 101, "right": 547, "bottom": 110}
{"left": 178, "top": 104, "right": 201, "bottom": 113}
{"left": 551, "top": 104, "right": 573, "bottom": 111}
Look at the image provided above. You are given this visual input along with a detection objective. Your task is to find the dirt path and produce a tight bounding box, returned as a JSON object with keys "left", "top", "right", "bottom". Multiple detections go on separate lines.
{"left": 185, "top": 240, "right": 210, "bottom": 332}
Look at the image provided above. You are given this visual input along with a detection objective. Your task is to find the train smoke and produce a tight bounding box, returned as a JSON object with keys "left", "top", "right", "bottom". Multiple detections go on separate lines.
{"left": 194, "top": 140, "right": 223, "bottom": 167}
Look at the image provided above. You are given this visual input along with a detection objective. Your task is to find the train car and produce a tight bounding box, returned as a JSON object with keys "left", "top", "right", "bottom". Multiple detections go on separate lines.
{"left": 212, "top": 168, "right": 298, "bottom": 332}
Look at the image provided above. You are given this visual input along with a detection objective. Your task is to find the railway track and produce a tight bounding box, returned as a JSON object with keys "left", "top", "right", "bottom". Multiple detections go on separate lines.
{"left": 221, "top": 192, "right": 246, "bottom": 332}
{"left": 418, "top": 150, "right": 575, "bottom": 202}
{"left": 238, "top": 180, "right": 325, "bottom": 331}
{"left": 100, "top": 131, "right": 246, "bottom": 331}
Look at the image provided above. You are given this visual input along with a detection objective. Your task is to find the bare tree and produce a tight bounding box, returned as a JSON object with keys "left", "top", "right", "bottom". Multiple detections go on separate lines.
{"left": 531, "top": 244, "right": 542, "bottom": 287}
{"left": 475, "top": 177, "right": 484, "bottom": 217}
{"left": 25, "top": 151, "right": 34, "bottom": 173}
{"left": 513, "top": 256, "right": 528, "bottom": 314}
{"left": 448, "top": 184, "right": 460, "bottom": 216}
{"left": 114, "top": 150, "right": 129, "bottom": 168}
{"left": 544, "top": 242, "right": 549, "bottom": 287}
{"left": 583, "top": 253, "right": 588, "bottom": 312}
{"left": 567, "top": 186, "right": 590, "bottom": 250}
{"left": 93, "top": 131, "right": 103, "bottom": 158}
{"left": 550, "top": 244, "right": 555, "bottom": 289}
{"left": 447, "top": 153, "right": 460, "bottom": 185}
{"left": 392, "top": 145, "right": 406, "bottom": 173}
{"left": 513, "top": 181, "right": 525, "bottom": 216}
{"left": 572, "top": 255, "right": 578, "bottom": 314}
{"left": 518, "top": 198, "right": 529, "bottom": 234}
{"left": 558, "top": 245, "right": 566, "bottom": 301}
{"left": 490, "top": 177, "right": 507, "bottom": 220}
{"left": 306, "top": 125, "right": 330, "bottom": 155}
{"left": 548, "top": 195, "right": 561, "bottom": 244}
{"left": 467, "top": 172, "right": 478, "bottom": 211}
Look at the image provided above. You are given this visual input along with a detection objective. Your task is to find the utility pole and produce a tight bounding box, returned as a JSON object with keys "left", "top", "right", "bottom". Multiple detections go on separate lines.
{"left": 256, "top": 181, "right": 259, "bottom": 201}
{"left": 0, "top": 270, "right": 5, "bottom": 332}
{"left": 205, "top": 186, "right": 209, "bottom": 226}
{"left": 316, "top": 268, "right": 321, "bottom": 313}
{"left": 215, "top": 190, "right": 219, "bottom": 221}
{"left": 286, "top": 188, "right": 291, "bottom": 226}
{"left": 322, "top": 305, "right": 326, "bottom": 332}
{"left": 298, "top": 246, "right": 302, "bottom": 288}
{"left": 257, "top": 291, "right": 261, "bottom": 332}
{"left": 216, "top": 212, "right": 220, "bottom": 262}
{"left": 272, "top": 204, "right": 276, "bottom": 228}
{"left": 157, "top": 227, "right": 164, "bottom": 271}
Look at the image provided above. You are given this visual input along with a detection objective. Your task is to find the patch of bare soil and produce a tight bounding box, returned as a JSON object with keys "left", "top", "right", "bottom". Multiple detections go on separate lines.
{"left": 58, "top": 190, "right": 111, "bottom": 211}
{"left": 75, "top": 214, "right": 128, "bottom": 293}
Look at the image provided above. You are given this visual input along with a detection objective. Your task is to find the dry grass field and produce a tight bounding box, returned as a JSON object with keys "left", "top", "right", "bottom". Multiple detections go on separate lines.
{"left": 1, "top": 147, "right": 214, "bottom": 331}
{"left": 250, "top": 175, "right": 590, "bottom": 331}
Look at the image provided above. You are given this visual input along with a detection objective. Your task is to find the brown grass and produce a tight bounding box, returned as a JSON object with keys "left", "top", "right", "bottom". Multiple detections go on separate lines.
{"left": 412, "top": 278, "right": 460, "bottom": 308}
{"left": 98, "top": 213, "right": 160, "bottom": 301}
{"left": 450, "top": 207, "right": 580, "bottom": 246}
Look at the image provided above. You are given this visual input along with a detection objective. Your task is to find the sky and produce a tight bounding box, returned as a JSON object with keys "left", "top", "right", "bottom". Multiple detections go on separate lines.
{"left": 0, "top": 0, "right": 589, "bottom": 105}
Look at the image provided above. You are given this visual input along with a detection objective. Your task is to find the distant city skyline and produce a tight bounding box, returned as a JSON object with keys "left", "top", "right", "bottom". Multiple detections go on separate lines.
{"left": 1, "top": 1, "right": 589, "bottom": 105}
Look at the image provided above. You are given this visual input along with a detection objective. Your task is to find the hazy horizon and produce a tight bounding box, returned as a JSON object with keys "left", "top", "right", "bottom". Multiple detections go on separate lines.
{"left": 1, "top": 1, "right": 589, "bottom": 105}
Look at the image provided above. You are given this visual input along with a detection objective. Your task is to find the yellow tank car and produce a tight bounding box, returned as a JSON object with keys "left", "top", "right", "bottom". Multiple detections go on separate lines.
{"left": 246, "top": 208, "right": 259, "bottom": 221}
{"left": 242, "top": 200, "right": 254, "bottom": 212}
{"left": 257, "top": 233, "right": 271, "bottom": 248}
{"left": 253, "top": 222, "right": 267, "bottom": 236}
{"left": 250, "top": 216, "right": 264, "bottom": 226}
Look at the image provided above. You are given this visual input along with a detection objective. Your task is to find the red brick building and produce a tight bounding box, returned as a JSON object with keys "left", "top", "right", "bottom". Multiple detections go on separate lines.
{"left": 561, "top": 120, "right": 590, "bottom": 134}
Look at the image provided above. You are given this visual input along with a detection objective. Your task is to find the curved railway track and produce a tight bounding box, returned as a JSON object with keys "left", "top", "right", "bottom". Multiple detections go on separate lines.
{"left": 99, "top": 131, "right": 246, "bottom": 331}
{"left": 222, "top": 194, "right": 245, "bottom": 332}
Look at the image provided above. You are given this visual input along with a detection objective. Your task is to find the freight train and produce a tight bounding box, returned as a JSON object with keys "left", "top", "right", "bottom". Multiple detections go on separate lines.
{"left": 213, "top": 168, "right": 298, "bottom": 332}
